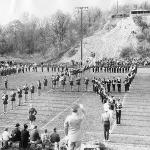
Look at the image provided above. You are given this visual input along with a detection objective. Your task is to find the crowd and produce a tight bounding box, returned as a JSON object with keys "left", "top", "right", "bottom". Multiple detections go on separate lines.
{"left": 1, "top": 124, "right": 60, "bottom": 149}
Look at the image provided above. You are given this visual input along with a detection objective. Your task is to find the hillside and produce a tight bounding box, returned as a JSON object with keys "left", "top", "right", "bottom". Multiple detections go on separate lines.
{"left": 60, "top": 17, "right": 140, "bottom": 63}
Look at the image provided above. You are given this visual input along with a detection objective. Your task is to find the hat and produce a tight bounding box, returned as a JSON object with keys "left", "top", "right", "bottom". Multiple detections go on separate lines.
{"left": 24, "top": 124, "right": 28, "bottom": 129}
{"left": 71, "top": 104, "right": 80, "bottom": 112}
{"left": 15, "top": 123, "right": 20, "bottom": 127}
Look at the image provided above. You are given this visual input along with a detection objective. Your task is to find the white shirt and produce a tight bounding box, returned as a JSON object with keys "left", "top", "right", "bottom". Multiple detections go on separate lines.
{"left": 64, "top": 112, "right": 84, "bottom": 142}
{"left": 2, "top": 131, "right": 10, "bottom": 141}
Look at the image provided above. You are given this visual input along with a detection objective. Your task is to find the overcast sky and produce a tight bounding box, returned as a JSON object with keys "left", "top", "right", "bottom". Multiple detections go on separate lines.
{"left": 0, "top": 0, "right": 148, "bottom": 25}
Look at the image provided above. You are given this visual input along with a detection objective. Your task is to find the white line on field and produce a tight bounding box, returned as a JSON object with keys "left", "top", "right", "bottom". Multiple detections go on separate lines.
{"left": 41, "top": 93, "right": 85, "bottom": 130}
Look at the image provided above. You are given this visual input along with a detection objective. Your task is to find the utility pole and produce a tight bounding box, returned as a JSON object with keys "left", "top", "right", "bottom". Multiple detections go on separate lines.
{"left": 76, "top": 7, "right": 88, "bottom": 67}
{"left": 117, "top": 0, "right": 118, "bottom": 14}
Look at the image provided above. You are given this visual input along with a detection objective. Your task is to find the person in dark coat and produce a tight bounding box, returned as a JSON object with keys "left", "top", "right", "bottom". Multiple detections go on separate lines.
{"left": 21, "top": 124, "right": 30, "bottom": 149}
{"left": 11, "top": 123, "right": 21, "bottom": 144}
{"left": 50, "top": 128, "right": 60, "bottom": 150}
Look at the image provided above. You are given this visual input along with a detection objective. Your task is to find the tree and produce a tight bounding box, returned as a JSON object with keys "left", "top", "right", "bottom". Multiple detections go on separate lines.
{"left": 120, "top": 47, "right": 135, "bottom": 58}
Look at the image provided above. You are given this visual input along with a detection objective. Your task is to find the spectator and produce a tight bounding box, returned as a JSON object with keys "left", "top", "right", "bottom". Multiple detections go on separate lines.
{"left": 1, "top": 128, "right": 11, "bottom": 149}
{"left": 64, "top": 103, "right": 86, "bottom": 150}
{"left": 30, "top": 125, "right": 41, "bottom": 144}
{"left": 41, "top": 129, "right": 50, "bottom": 149}
{"left": 20, "top": 124, "right": 30, "bottom": 149}
{"left": 11, "top": 123, "right": 21, "bottom": 143}
{"left": 50, "top": 128, "right": 60, "bottom": 150}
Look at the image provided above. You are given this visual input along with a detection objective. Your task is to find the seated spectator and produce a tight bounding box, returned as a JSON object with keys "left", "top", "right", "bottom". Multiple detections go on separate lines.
{"left": 50, "top": 128, "right": 60, "bottom": 150}
{"left": 30, "top": 125, "right": 41, "bottom": 144}
{"left": 50, "top": 128, "right": 60, "bottom": 143}
{"left": 20, "top": 124, "right": 30, "bottom": 149}
{"left": 11, "top": 123, "right": 21, "bottom": 143}
{"left": 1, "top": 128, "right": 11, "bottom": 149}
{"left": 41, "top": 129, "right": 50, "bottom": 148}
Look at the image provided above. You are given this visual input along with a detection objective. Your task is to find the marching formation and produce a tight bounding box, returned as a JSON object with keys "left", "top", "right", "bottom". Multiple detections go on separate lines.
{"left": 0, "top": 58, "right": 138, "bottom": 149}
{"left": 92, "top": 64, "right": 137, "bottom": 141}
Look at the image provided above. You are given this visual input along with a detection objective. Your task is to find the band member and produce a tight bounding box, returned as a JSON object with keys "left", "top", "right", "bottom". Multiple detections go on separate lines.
{"left": 37, "top": 80, "right": 41, "bottom": 96}
{"left": 106, "top": 78, "right": 111, "bottom": 93}
{"left": 43, "top": 77, "right": 48, "bottom": 90}
{"left": 10, "top": 90, "right": 16, "bottom": 110}
{"left": 28, "top": 104, "right": 37, "bottom": 126}
{"left": 56, "top": 74, "right": 60, "bottom": 87}
{"left": 115, "top": 99, "right": 122, "bottom": 125}
{"left": 60, "top": 75, "right": 66, "bottom": 91}
{"left": 76, "top": 76, "right": 81, "bottom": 92}
{"left": 2, "top": 92, "right": 8, "bottom": 113}
{"left": 41, "top": 64, "right": 44, "bottom": 72}
{"left": 124, "top": 77, "right": 129, "bottom": 92}
{"left": 4, "top": 76, "right": 8, "bottom": 90}
{"left": 92, "top": 77, "right": 96, "bottom": 92}
{"left": 47, "top": 64, "right": 49, "bottom": 72}
{"left": 112, "top": 77, "right": 116, "bottom": 91}
{"left": 69, "top": 77, "right": 74, "bottom": 91}
{"left": 23, "top": 84, "right": 29, "bottom": 102}
{"left": 117, "top": 77, "right": 121, "bottom": 92}
{"left": 52, "top": 76, "right": 56, "bottom": 90}
{"left": 17, "top": 87, "right": 22, "bottom": 106}
{"left": 84, "top": 77, "right": 89, "bottom": 91}
{"left": 30, "top": 84, "right": 35, "bottom": 100}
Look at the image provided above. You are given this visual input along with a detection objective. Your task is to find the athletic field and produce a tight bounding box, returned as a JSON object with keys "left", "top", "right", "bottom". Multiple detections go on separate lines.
{"left": 0, "top": 68, "right": 150, "bottom": 150}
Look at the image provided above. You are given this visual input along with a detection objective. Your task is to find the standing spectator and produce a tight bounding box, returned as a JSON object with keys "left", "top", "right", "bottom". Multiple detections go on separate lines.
{"left": 115, "top": 99, "right": 122, "bottom": 125}
{"left": 21, "top": 124, "right": 30, "bottom": 149}
{"left": 101, "top": 106, "right": 111, "bottom": 142}
{"left": 64, "top": 103, "right": 86, "bottom": 150}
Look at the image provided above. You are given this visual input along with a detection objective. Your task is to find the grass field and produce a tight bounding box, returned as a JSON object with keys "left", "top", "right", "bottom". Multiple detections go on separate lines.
{"left": 0, "top": 68, "right": 150, "bottom": 150}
